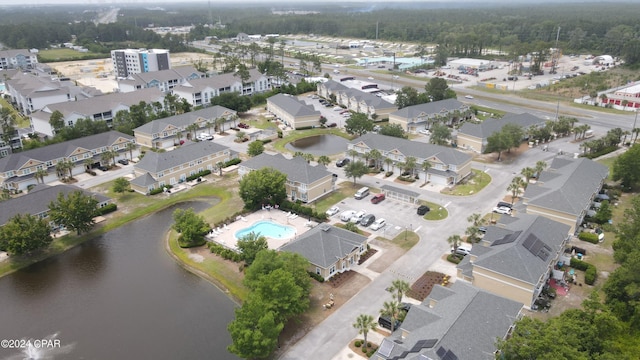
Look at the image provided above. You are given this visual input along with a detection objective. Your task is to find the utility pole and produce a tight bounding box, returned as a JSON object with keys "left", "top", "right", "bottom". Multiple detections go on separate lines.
{"left": 552, "top": 26, "right": 561, "bottom": 74}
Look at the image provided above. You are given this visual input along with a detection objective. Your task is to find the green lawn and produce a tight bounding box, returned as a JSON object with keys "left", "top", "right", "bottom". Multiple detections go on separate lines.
{"left": 421, "top": 201, "right": 448, "bottom": 220}
{"left": 313, "top": 182, "right": 359, "bottom": 214}
{"left": 37, "top": 48, "right": 108, "bottom": 62}
{"left": 441, "top": 169, "right": 491, "bottom": 196}
{"left": 375, "top": 230, "right": 420, "bottom": 251}
{"left": 597, "top": 157, "right": 616, "bottom": 179}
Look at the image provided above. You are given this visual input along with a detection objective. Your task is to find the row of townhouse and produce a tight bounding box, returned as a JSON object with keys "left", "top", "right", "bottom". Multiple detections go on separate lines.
{"left": 388, "top": 98, "right": 472, "bottom": 132}
{"left": 0, "top": 184, "right": 111, "bottom": 233}
{"left": 265, "top": 94, "right": 321, "bottom": 129}
{"left": 238, "top": 153, "right": 337, "bottom": 203}
{"left": 129, "top": 140, "right": 236, "bottom": 194}
{"left": 5, "top": 71, "right": 100, "bottom": 115}
{"left": 117, "top": 66, "right": 204, "bottom": 93}
{"left": 376, "top": 157, "right": 609, "bottom": 360}
{"left": 133, "top": 105, "right": 237, "bottom": 150}
{"left": 30, "top": 88, "right": 165, "bottom": 137}
{"left": 172, "top": 68, "right": 271, "bottom": 107}
{"left": 0, "top": 49, "right": 38, "bottom": 70}
{"left": 317, "top": 80, "right": 397, "bottom": 120}
{"left": 347, "top": 133, "right": 473, "bottom": 186}
{"left": 0, "top": 131, "right": 136, "bottom": 192}
{"left": 456, "top": 112, "right": 545, "bottom": 153}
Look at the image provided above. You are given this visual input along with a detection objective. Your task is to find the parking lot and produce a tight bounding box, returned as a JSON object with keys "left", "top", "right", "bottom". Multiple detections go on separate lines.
{"left": 300, "top": 96, "right": 350, "bottom": 129}
{"left": 325, "top": 188, "right": 428, "bottom": 239}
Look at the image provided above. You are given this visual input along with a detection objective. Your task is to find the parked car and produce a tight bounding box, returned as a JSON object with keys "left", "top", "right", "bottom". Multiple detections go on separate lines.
{"left": 340, "top": 210, "right": 357, "bottom": 222}
{"left": 326, "top": 206, "right": 340, "bottom": 217}
{"left": 336, "top": 158, "right": 350, "bottom": 167}
{"left": 493, "top": 206, "right": 512, "bottom": 215}
{"left": 378, "top": 315, "right": 401, "bottom": 331}
{"left": 417, "top": 205, "right": 430, "bottom": 215}
{"left": 327, "top": 122, "right": 337, "bottom": 128}
{"left": 198, "top": 133, "right": 213, "bottom": 141}
{"left": 238, "top": 122, "right": 250, "bottom": 129}
{"left": 497, "top": 201, "right": 513, "bottom": 209}
{"left": 464, "top": 95, "right": 474, "bottom": 99}
{"left": 418, "top": 129, "right": 431, "bottom": 136}
{"left": 369, "top": 218, "right": 386, "bottom": 231}
{"left": 454, "top": 247, "right": 472, "bottom": 256}
{"left": 371, "top": 193, "right": 386, "bottom": 204}
{"left": 98, "top": 165, "right": 109, "bottom": 172}
{"left": 117, "top": 159, "right": 129, "bottom": 165}
{"left": 349, "top": 211, "right": 366, "bottom": 223}
{"left": 478, "top": 226, "right": 487, "bottom": 233}
{"left": 360, "top": 214, "right": 376, "bottom": 227}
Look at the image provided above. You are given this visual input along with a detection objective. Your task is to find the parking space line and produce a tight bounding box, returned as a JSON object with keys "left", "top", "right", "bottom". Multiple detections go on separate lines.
{"left": 444, "top": 201, "right": 451, "bottom": 208}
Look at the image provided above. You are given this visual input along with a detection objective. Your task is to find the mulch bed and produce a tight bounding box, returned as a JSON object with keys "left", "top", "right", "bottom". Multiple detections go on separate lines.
{"left": 407, "top": 271, "right": 449, "bottom": 301}
{"left": 358, "top": 249, "right": 378, "bottom": 265}
{"left": 328, "top": 270, "right": 357, "bottom": 288}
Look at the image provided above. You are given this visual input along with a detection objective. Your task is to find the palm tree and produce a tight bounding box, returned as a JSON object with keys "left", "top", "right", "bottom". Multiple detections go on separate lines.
{"left": 216, "top": 161, "right": 224, "bottom": 176}
{"left": 84, "top": 158, "right": 94, "bottom": 171}
{"left": 380, "top": 301, "right": 401, "bottom": 333}
{"left": 368, "top": 149, "right": 382, "bottom": 169}
{"left": 34, "top": 168, "right": 48, "bottom": 184}
{"left": 466, "top": 213, "right": 482, "bottom": 227}
{"left": 387, "top": 279, "right": 411, "bottom": 303}
{"left": 404, "top": 156, "right": 418, "bottom": 177}
{"left": 125, "top": 142, "right": 137, "bottom": 161}
{"left": 235, "top": 131, "right": 246, "bottom": 142}
{"left": 466, "top": 225, "right": 480, "bottom": 243}
{"left": 534, "top": 161, "right": 547, "bottom": 179}
{"left": 101, "top": 150, "right": 115, "bottom": 168}
{"left": 55, "top": 159, "right": 73, "bottom": 180}
{"left": 421, "top": 161, "right": 431, "bottom": 184}
{"left": 633, "top": 128, "right": 640, "bottom": 144}
{"left": 621, "top": 130, "right": 631, "bottom": 145}
{"left": 384, "top": 158, "right": 394, "bottom": 173}
{"left": 508, "top": 177, "right": 526, "bottom": 205}
{"left": 317, "top": 155, "right": 331, "bottom": 166}
{"left": 447, "top": 234, "right": 462, "bottom": 253}
{"left": 520, "top": 167, "right": 535, "bottom": 188}
{"left": 302, "top": 153, "right": 314, "bottom": 163}
{"left": 347, "top": 149, "right": 359, "bottom": 161}
{"left": 215, "top": 117, "right": 225, "bottom": 134}
{"left": 353, "top": 314, "right": 377, "bottom": 350}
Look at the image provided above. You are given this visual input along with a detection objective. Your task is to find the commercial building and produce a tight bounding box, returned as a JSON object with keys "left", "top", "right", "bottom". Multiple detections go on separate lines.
{"left": 111, "top": 49, "right": 171, "bottom": 78}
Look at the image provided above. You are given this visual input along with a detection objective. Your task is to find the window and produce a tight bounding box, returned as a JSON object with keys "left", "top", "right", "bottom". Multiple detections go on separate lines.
{"left": 316, "top": 267, "right": 321, "bottom": 275}
{"left": 329, "top": 265, "right": 336, "bottom": 274}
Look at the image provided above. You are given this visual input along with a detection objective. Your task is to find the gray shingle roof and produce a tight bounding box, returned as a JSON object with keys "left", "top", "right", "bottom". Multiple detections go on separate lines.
{"left": 241, "top": 153, "right": 332, "bottom": 184}
{"left": 0, "top": 184, "right": 110, "bottom": 226}
{"left": 459, "top": 214, "right": 570, "bottom": 285}
{"left": 133, "top": 105, "right": 236, "bottom": 134}
{"left": 378, "top": 281, "right": 522, "bottom": 360}
{"left": 351, "top": 133, "right": 471, "bottom": 166}
{"left": 0, "top": 49, "right": 33, "bottom": 59}
{"left": 130, "top": 172, "right": 157, "bottom": 187}
{"left": 0, "top": 131, "right": 133, "bottom": 172}
{"left": 175, "top": 68, "right": 265, "bottom": 93}
{"left": 134, "top": 140, "right": 229, "bottom": 173}
{"left": 119, "top": 66, "right": 203, "bottom": 85}
{"left": 35, "top": 88, "right": 164, "bottom": 118}
{"left": 280, "top": 224, "right": 367, "bottom": 268}
{"left": 458, "top": 112, "right": 544, "bottom": 139}
{"left": 267, "top": 94, "right": 320, "bottom": 117}
{"left": 390, "top": 98, "right": 466, "bottom": 119}
{"left": 523, "top": 157, "right": 609, "bottom": 215}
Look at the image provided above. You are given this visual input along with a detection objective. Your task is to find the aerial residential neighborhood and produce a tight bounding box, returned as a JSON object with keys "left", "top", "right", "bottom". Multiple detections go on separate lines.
{"left": 1, "top": 2, "right": 640, "bottom": 360}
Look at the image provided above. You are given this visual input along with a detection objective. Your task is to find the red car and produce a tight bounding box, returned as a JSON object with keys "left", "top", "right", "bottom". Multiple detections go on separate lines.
{"left": 371, "top": 193, "right": 386, "bottom": 204}
{"left": 327, "top": 122, "right": 337, "bottom": 128}
{"left": 238, "top": 123, "right": 249, "bottom": 129}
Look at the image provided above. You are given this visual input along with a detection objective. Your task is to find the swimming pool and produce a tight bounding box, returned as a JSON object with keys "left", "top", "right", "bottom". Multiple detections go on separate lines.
{"left": 235, "top": 220, "right": 296, "bottom": 240}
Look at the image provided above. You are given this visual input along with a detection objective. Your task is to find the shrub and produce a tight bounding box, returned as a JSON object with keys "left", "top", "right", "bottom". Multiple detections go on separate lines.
{"left": 296, "top": 126, "right": 313, "bottom": 130}
{"left": 580, "top": 145, "right": 618, "bottom": 159}
{"left": 277, "top": 130, "right": 283, "bottom": 138}
{"left": 447, "top": 254, "right": 462, "bottom": 264}
{"left": 207, "top": 242, "right": 242, "bottom": 262}
{"left": 570, "top": 257, "right": 589, "bottom": 271}
{"left": 307, "top": 271, "right": 325, "bottom": 283}
{"left": 354, "top": 340, "right": 362, "bottom": 348}
{"left": 98, "top": 203, "right": 117, "bottom": 215}
{"left": 385, "top": 171, "right": 393, "bottom": 178}
{"left": 224, "top": 158, "right": 242, "bottom": 167}
{"left": 186, "top": 169, "right": 212, "bottom": 182}
{"left": 585, "top": 265, "right": 597, "bottom": 285}
{"left": 578, "top": 231, "right": 599, "bottom": 244}
{"left": 397, "top": 175, "right": 416, "bottom": 182}
{"left": 149, "top": 188, "right": 164, "bottom": 195}
{"left": 261, "top": 139, "right": 272, "bottom": 144}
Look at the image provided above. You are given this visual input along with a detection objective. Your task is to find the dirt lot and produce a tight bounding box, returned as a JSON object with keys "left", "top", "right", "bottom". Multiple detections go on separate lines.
{"left": 48, "top": 52, "right": 213, "bottom": 93}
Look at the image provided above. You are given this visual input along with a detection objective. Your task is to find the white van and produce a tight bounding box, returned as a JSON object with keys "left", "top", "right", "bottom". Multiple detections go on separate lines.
{"left": 354, "top": 187, "right": 370, "bottom": 200}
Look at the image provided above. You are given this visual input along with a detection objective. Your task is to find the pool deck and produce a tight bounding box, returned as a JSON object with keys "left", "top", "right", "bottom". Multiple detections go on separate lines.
{"left": 205, "top": 208, "right": 317, "bottom": 251}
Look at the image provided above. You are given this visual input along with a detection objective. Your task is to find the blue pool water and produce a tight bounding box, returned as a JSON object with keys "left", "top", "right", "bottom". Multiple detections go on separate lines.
{"left": 235, "top": 220, "right": 296, "bottom": 240}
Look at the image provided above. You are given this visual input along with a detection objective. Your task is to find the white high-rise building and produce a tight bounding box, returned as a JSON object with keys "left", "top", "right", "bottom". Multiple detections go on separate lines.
{"left": 110, "top": 48, "right": 171, "bottom": 79}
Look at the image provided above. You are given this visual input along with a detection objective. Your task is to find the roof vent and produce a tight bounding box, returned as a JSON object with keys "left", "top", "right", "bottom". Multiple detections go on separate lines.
{"left": 320, "top": 224, "right": 331, "bottom": 232}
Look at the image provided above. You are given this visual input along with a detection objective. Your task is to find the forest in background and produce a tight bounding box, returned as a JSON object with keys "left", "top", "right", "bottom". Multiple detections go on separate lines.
{"left": 0, "top": 3, "right": 640, "bottom": 64}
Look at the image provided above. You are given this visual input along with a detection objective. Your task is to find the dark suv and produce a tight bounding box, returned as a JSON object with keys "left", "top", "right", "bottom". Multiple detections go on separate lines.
{"left": 360, "top": 214, "right": 376, "bottom": 227}
{"left": 378, "top": 316, "right": 401, "bottom": 331}
{"left": 417, "top": 205, "right": 430, "bottom": 215}
{"left": 336, "top": 158, "right": 350, "bottom": 167}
